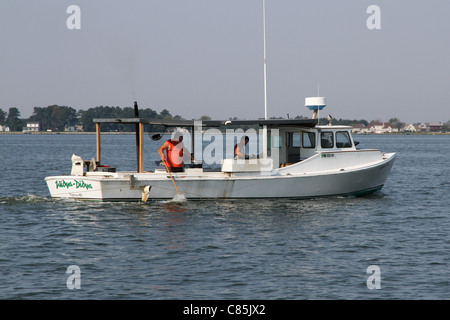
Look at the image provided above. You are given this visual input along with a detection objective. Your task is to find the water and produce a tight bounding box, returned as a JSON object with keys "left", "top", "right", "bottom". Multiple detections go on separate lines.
{"left": 0, "top": 134, "right": 449, "bottom": 299}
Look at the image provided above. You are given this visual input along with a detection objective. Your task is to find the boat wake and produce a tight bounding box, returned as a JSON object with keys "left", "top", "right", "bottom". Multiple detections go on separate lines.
{"left": 0, "top": 194, "right": 52, "bottom": 205}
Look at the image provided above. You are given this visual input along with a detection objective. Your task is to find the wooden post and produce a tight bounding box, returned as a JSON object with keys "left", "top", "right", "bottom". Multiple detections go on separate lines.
{"left": 139, "top": 122, "right": 144, "bottom": 173}
{"left": 134, "top": 101, "right": 140, "bottom": 172}
{"left": 96, "top": 122, "right": 101, "bottom": 163}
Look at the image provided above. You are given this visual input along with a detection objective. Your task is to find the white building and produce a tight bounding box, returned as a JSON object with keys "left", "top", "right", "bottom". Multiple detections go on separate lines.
{"left": 23, "top": 122, "right": 40, "bottom": 133}
{"left": 402, "top": 124, "right": 418, "bottom": 132}
{"left": 352, "top": 124, "right": 366, "bottom": 134}
{"left": 366, "top": 122, "right": 399, "bottom": 134}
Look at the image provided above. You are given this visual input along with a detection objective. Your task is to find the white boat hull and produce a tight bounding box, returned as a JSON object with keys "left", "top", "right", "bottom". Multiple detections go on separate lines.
{"left": 45, "top": 152, "right": 396, "bottom": 201}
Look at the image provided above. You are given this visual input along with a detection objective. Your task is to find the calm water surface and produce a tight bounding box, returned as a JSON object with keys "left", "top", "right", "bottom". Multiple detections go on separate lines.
{"left": 0, "top": 134, "right": 449, "bottom": 299}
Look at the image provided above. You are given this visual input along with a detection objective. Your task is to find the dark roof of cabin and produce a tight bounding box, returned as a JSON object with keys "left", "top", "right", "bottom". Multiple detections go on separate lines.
{"left": 92, "top": 118, "right": 318, "bottom": 128}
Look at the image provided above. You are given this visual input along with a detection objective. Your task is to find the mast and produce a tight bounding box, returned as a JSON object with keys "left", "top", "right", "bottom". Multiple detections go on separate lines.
{"left": 262, "top": 0, "right": 268, "bottom": 158}
{"left": 134, "top": 101, "right": 140, "bottom": 172}
{"left": 263, "top": 0, "right": 268, "bottom": 120}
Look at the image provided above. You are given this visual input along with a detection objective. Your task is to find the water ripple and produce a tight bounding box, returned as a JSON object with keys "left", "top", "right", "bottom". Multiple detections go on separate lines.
{"left": 1, "top": 135, "right": 449, "bottom": 299}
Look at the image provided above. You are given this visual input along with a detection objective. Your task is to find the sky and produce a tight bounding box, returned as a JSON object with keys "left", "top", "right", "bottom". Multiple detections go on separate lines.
{"left": 1, "top": 0, "right": 449, "bottom": 124}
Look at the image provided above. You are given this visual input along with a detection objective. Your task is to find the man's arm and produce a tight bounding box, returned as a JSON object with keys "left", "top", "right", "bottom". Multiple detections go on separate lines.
{"left": 158, "top": 141, "right": 169, "bottom": 162}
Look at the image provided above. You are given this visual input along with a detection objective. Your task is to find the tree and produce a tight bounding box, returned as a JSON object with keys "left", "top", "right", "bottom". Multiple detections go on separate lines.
{"left": 140, "top": 108, "right": 158, "bottom": 119}
{"left": 29, "top": 105, "right": 77, "bottom": 131}
{"left": 6, "top": 107, "right": 23, "bottom": 131}
{"left": 159, "top": 109, "right": 172, "bottom": 120}
{"left": 441, "top": 122, "right": 450, "bottom": 133}
{"left": 0, "top": 108, "right": 6, "bottom": 126}
{"left": 388, "top": 117, "right": 405, "bottom": 130}
{"left": 199, "top": 115, "right": 211, "bottom": 121}
{"left": 77, "top": 106, "right": 177, "bottom": 132}
{"left": 51, "top": 105, "right": 77, "bottom": 131}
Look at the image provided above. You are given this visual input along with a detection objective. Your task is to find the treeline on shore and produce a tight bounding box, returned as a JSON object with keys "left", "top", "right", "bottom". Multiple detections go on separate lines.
{"left": 2, "top": 105, "right": 449, "bottom": 133}
{"left": 1, "top": 104, "right": 372, "bottom": 133}
{"left": 0, "top": 105, "right": 183, "bottom": 132}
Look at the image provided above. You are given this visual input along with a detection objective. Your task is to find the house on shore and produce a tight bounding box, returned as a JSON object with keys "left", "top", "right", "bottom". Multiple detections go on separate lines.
{"left": 402, "top": 124, "right": 418, "bottom": 132}
{"left": 428, "top": 122, "right": 443, "bottom": 132}
{"left": 365, "top": 122, "right": 399, "bottom": 134}
{"left": 22, "top": 122, "right": 40, "bottom": 133}
{"left": 352, "top": 124, "right": 366, "bottom": 134}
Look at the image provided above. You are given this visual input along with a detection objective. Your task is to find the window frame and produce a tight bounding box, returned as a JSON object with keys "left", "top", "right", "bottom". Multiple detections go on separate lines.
{"left": 320, "top": 131, "right": 334, "bottom": 149}
{"left": 301, "top": 131, "right": 316, "bottom": 149}
{"left": 335, "top": 131, "right": 353, "bottom": 148}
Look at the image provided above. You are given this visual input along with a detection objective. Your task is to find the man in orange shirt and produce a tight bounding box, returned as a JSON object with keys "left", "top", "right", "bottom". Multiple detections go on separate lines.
{"left": 158, "top": 132, "right": 193, "bottom": 172}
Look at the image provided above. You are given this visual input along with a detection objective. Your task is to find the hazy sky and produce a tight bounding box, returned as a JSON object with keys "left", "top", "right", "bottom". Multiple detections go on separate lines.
{"left": 1, "top": 0, "right": 449, "bottom": 123}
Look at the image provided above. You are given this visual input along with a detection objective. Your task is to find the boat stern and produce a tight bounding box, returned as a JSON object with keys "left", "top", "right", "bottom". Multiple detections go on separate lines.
{"left": 45, "top": 175, "right": 103, "bottom": 200}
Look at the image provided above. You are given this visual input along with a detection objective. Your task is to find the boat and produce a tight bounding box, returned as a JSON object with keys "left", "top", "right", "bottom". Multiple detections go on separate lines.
{"left": 44, "top": 99, "right": 396, "bottom": 202}
{"left": 45, "top": 3, "right": 395, "bottom": 201}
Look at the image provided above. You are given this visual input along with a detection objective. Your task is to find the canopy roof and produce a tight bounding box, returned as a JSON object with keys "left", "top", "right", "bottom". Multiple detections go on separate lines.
{"left": 93, "top": 118, "right": 318, "bottom": 128}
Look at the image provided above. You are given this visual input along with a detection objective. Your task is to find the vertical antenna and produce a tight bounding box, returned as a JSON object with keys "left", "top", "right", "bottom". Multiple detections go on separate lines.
{"left": 317, "top": 84, "right": 320, "bottom": 124}
{"left": 263, "top": 0, "right": 268, "bottom": 120}
{"left": 262, "top": 0, "right": 268, "bottom": 158}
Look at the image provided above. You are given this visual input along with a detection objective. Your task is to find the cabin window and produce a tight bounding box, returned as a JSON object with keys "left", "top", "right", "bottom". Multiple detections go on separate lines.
{"left": 302, "top": 132, "right": 315, "bottom": 148}
{"left": 272, "top": 135, "right": 282, "bottom": 148}
{"left": 292, "top": 133, "right": 301, "bottom": 148}
{"left": 320, "top": 132, "right": 334, "bottom": 148}
{"left": 336, "top": 131, "right": 352, "bottom": 148}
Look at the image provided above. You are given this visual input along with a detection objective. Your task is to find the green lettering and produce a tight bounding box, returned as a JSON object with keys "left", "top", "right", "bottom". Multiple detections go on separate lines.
{"left": 55, "top": 180, "right": 74, "bottom": 189}
{"left": 74, "top": 180, "right": 93, "bottom": 190}
{"left": 55, "top": 180, "right": 92, "bottom": 190}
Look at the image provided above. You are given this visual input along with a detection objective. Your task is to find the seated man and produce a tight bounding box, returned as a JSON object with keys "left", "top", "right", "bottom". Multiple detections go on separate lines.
{"left": 158, "top": 131, "right": 193, "bottom": 172}
{"left": 234, "top": 136, "right": 249, "bottom": 160}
